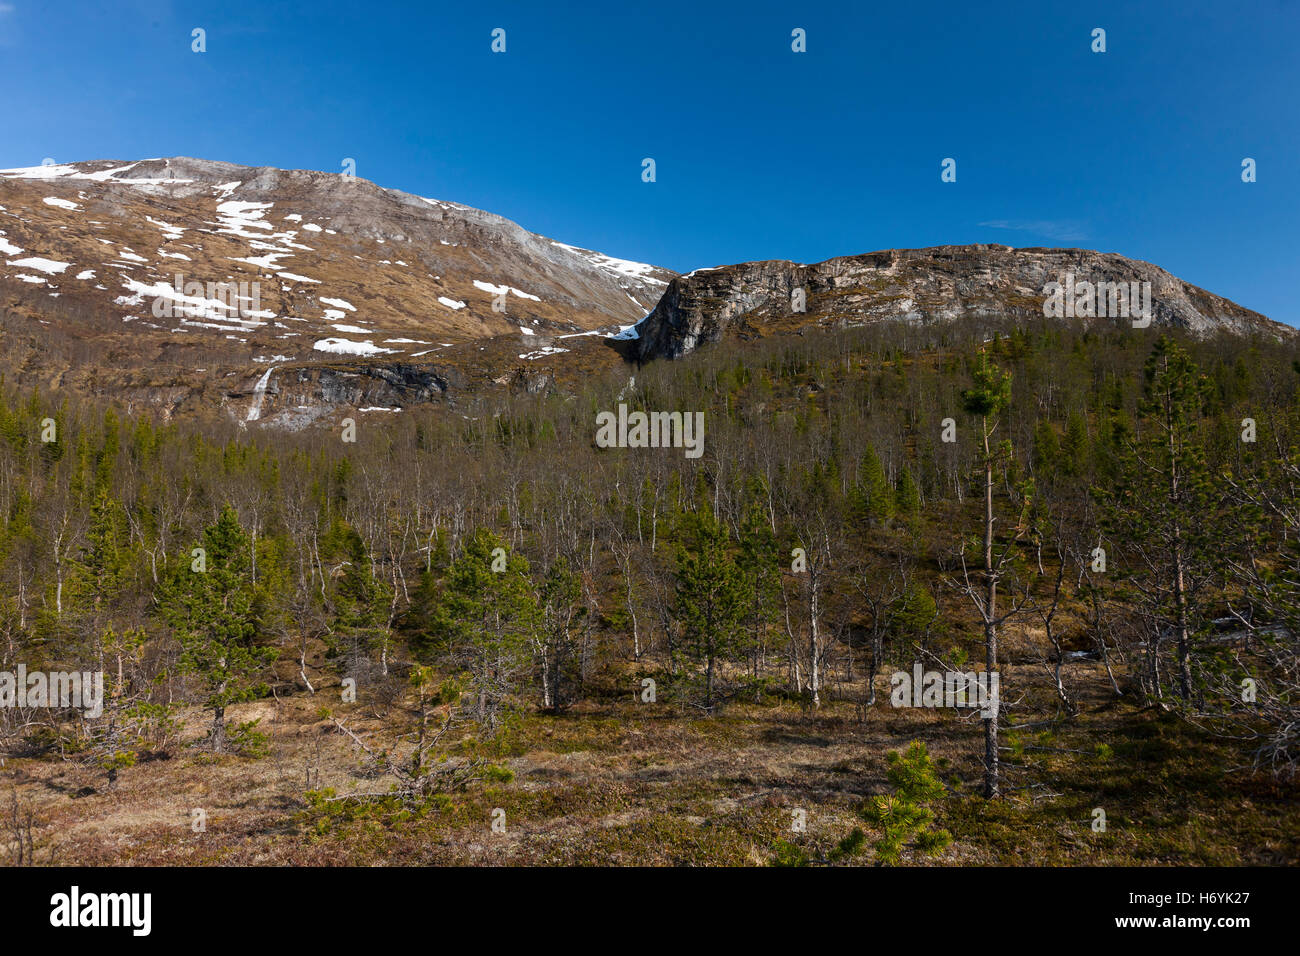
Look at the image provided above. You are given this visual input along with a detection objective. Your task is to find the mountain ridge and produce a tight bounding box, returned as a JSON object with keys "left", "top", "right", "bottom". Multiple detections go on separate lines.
{"left": 633, "top": 244, "right": 1289, "bottom": 362}
{"left": 2, "top": 157, "right": 1289, "bottom": 426}
{"left": 0, "top": 155, "right": 675, "bottom": 422}
{"left": 0, "top": 155, "right": 672, "bottom": 351}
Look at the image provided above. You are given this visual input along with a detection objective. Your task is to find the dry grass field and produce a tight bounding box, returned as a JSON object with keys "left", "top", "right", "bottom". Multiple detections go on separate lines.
{"left": 7, "top": 642, "right": 1296, "bottom": 867}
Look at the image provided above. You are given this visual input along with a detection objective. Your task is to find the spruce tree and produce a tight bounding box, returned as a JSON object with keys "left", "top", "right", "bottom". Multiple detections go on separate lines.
{"left": 894, "top": 467, "right": 922, "bottom": 523}
{"left": 331, "top": 521, "right": 394, "bottom": 676}
{"left": 853, "top": 444, "right": 894, "bottom": 526}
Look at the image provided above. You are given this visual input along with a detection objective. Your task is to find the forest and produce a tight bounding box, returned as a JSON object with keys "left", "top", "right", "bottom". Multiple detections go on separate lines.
{"left": 2, "top": 317, "right": 1298, "bottom": 865}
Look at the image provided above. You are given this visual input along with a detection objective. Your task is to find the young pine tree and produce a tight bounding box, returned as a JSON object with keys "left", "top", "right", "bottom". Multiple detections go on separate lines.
{"left": 158, "top": 505, "right": 276, "bottom": 753}
{"left": 960, "top": 354, "right": 1014, "bottom": 798}
{"left": 674, "top": 510, "right": 746, "bottom": 712}
{"left": 856, "top": 741, "right": 951, "bottom": 864}
{"left": 1100, "top": 337, "right": 1225, "bottom": 703}
{"left": 431, "top": 528, "right": 539, "bottom": 729}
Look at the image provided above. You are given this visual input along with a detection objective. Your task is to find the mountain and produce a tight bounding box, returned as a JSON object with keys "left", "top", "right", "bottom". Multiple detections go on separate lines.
{"left": 0, "top": 157, "right": 671, "bottom": 423}
{"left": 2, "top": 159, "right": 1289, "bottom": 425}
{"left": 634, "top": 245, "right": 1289, "bottom": 362}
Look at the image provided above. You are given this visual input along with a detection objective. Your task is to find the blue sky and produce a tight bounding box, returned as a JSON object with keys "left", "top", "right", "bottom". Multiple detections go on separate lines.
{"left": 3, "top": 0, "right": 1298, "bottom": 323}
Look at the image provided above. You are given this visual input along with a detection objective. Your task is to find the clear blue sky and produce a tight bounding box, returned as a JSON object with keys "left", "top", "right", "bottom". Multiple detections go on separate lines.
{"left": 3, "top": 0, "right": 1297, "bottom": 323}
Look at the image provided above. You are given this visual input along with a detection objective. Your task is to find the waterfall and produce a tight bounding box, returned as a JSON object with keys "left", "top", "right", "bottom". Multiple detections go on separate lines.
{"left": 246, "top": 365, "right": 277, "bottom": 422}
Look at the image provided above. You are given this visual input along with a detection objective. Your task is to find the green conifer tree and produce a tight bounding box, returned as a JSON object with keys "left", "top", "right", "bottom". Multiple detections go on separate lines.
{"left": 158, "top": 505, "right": 276, "bottom": 752}
{"left": 674, "top": 510, "right": 746, "bottom": 711}
{"left": 431, "top": 528, "right": 539, "bottom": 728}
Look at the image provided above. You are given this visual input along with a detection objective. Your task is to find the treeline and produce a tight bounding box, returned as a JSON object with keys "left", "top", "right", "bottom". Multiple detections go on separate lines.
{"left": 1, "top": 316, "right": 1298, "bottom": 788}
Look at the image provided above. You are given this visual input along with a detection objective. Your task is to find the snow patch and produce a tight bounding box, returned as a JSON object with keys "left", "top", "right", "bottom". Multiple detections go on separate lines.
{"left": 474, "top": 279, "right": 542, "bottom": 301}
{"left": 232, "top": 252, "right": 289, "bottom": 269}
{"left": 519, "top": 346, "right": 569, "bottom": 360}
{"left": 7, "top": 257, "right": 70, "bottom": 275}
{"left": 146, "top": 215, "right": 185, "bottom": 240}
{"left": 608, "top": 316, "right": 648, "bottom": 341}
{"left": 0, "top": 162, "right": 194, "bottom": 185}
{"left": 552, "top": 241, "right": 668, "bottom": 285}
{"left": 313, "top": 338, "right": 395, "bottom": 356}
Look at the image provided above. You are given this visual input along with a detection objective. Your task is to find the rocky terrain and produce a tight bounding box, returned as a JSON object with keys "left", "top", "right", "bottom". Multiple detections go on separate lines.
{"left": 2, "top": 160, "right": 1289, "bottom": 425}
{"left": 634, "top": 245, "right": 1289, "bottom": 361}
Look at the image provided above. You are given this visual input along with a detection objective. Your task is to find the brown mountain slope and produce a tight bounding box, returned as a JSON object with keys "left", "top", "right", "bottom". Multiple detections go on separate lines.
{"left": 0, "top": 157, "right": 670, "bottom": 422}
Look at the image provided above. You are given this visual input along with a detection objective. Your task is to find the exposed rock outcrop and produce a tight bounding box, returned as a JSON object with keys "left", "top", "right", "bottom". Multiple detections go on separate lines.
{"left": 635, "top": 245, "right": 1287, "bottom": 361}
{"left": 233, "top": 362, "right": 466, "bottom": 428}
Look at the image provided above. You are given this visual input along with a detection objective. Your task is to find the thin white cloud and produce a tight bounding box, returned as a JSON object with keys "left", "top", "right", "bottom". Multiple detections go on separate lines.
{"left": 979, "top": 219, "right": 1090, "bottom": 243}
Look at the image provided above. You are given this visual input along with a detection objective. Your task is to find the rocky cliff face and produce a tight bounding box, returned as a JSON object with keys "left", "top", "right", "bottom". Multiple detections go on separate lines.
{"left": 634, "top": 245, "right": 1287, "bottom": 361}
{"left": 241, "top": 362, "right": 466, "bottom": 429}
